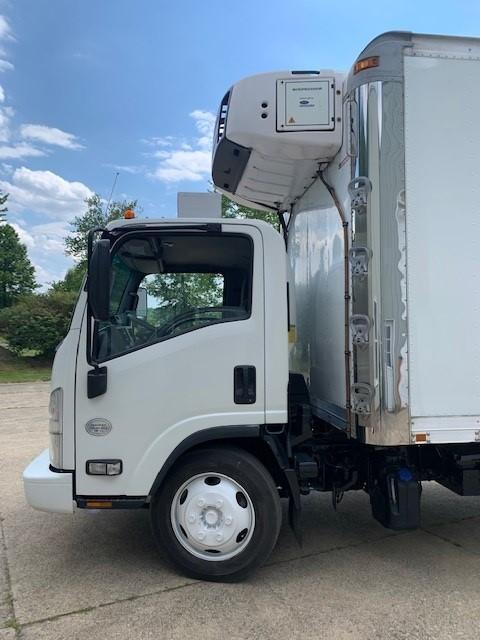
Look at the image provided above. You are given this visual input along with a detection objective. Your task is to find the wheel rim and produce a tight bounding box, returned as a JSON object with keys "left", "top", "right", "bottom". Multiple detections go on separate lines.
{"left": 170, "top": 472, "right": 255, "bottom": 561}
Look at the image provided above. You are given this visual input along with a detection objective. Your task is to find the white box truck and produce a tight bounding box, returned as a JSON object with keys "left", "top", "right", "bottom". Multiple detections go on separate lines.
{"left": 24, "top": 32, "right": 480, "bottom": 582}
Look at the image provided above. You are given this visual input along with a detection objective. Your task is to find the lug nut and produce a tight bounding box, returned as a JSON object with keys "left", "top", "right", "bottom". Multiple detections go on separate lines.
{"left": 215, "top": 499, "right": 223, "bottom": 508}
{"left": 187, "top": 514, "right": 196, "bottom": 524}
{"left": 215, "top": 533, "right": 223, "bottom": 542}
{"left": 197, "top": 531, "right": 205, "bottom": 541}
{"left": 225, "top": 517, "right": 232, "bottom": 525}
{"left": 197, "top": 498, "right": 205, "bottom": 507}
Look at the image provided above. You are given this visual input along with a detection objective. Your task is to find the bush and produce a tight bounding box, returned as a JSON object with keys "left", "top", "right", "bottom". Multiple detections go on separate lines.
{"left": 0, "top": 291, "right": 76, "bottom": 357}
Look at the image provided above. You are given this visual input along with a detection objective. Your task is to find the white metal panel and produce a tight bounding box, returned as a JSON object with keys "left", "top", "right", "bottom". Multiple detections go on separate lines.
{"left": 405, "top": 55, "right": 480, "bottom": 423}
{"left": 177, "top": 192, "right": 222, "bottom": 218}
{"left": 260, "top": 222, "right": 289, "bottom": 423}
{"left": 289, "top": 179, "right": 346, "bottom": 417}
{"left": 74, "top": 223, "right": 268, "bottom": 496}
{"left": 412, "top": 416, "right": 480, "bottom": 444}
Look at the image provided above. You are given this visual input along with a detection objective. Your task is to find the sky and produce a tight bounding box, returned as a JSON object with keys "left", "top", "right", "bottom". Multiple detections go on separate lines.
{"left": 0, "top": 0, "right": 478, "bottom": 286}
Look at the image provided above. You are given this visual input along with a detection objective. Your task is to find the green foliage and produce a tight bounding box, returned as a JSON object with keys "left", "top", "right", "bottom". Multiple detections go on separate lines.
{"left": 0, "top": 190, "right": 8, "bottom": 222}
{"left": 0, "top": 222, "right": 37, "bottom": 309}
{"left": 65, "top": 194, "right": 138, "bottom": 265}
{"left": 145, "top": 273, "right": 223, "bottom": 325}
{"left": 221, "top": 194, "right": 280, "bottom": 230}
{"left": 0, "top": 291, "right": 76, "bottom": 357}
{"left": 50, "top": 263, "right": 86, "bottom": 295}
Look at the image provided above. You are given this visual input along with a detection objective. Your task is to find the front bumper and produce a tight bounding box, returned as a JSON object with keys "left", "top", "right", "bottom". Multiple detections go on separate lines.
{"left": 23, "top": 449, "right": 74, "bottom": 514}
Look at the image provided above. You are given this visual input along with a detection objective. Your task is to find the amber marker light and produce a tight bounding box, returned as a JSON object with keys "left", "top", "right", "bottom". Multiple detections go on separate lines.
{"left": 124, "top": 209, "right": 136, "bottom": 219}
{"left": 415, "top": 433, "right": 428, "bottom": 443}
{"left": 85, "top": 501, "right": 113, "bottom": 509}
{"left": 353, "top": 56, "right": 380, "bottom": 74}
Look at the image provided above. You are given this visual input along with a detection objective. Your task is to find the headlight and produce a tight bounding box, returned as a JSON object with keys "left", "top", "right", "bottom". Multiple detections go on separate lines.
{"left": 49, "top": 387, "right": 63, "bottom": 468}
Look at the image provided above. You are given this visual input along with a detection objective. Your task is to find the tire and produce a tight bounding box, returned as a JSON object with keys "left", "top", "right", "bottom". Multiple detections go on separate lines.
{"left": 150, "top": 446, "right": 282, "bottom": 582}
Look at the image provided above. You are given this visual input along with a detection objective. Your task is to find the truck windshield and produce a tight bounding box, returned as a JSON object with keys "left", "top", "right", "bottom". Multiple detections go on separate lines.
{"left": 94, "top": 231, "right": 252, "bottom": 361}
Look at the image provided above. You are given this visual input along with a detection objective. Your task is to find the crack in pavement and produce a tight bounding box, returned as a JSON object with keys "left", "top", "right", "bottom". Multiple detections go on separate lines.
{"left": 17, "top": 530, "right": 411, "bottom": 631}
{"left": 19, "top": 580, "right": 197, "bottom": 631}
{"left": 8, "top": 511, "right": 480, "bottom": 632}
{"left": 0, "top": 516, "right": 18, "bottom": 638}
{"left": 421, "top": 527, "right": 468, "bottom": 551}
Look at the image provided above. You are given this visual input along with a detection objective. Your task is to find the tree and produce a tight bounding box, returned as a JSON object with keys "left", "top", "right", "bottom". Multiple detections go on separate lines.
{"left": 221, "top": 194, "right": 280, "bottom": 230}
{"left": 0, "top": 223, "right": 37, "bottom": 309}
{"left": 54, "top": 194, "right": 138, "bottom": 294}
{"left": 50, "top": 263, "right": 86, "bottom": 295}
{"left": 0, "top": 191, "right": 7, "bottom": 223}
{"left": 145, "top": 273, "right": 224, "bottom": 325}
{"left": 65, "top": 194, "right": 138, "bottom": 265}
{"left": 0, "top": 291, "right": 75, "bottom": 357}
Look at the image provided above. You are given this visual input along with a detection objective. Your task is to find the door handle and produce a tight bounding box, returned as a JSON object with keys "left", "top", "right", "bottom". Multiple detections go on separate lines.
{"left": 234, "top": 366, "right": 256, "bottom": 404}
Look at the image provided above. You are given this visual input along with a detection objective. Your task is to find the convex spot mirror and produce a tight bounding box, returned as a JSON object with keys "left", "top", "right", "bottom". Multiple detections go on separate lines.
{"left": 88, "top": 239, "right": 111, "bottom": 321}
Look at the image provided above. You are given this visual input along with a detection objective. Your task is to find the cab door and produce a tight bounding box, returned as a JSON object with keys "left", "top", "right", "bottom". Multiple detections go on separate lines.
{"left": 74, "top": 223, "right": 265, "bottom": 497}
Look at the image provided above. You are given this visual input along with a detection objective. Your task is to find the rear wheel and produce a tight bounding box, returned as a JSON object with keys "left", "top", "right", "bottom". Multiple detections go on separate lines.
{"left": 150, "top": 447, "right": 282, "bottom": 581}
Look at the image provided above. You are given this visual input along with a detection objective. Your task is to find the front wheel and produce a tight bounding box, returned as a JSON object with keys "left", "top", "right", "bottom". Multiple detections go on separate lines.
{"left": 150, "top": 447, "right": 282, "bottom": 582}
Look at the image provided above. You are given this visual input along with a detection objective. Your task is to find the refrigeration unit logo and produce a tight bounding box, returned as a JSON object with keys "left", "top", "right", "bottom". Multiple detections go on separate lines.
{"left": 85, "top": 418, "right": 112, "bottom": 436}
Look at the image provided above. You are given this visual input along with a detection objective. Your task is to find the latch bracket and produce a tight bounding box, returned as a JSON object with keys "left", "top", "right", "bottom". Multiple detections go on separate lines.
{"left": 348, "top": 176, "right": 372, "bottom": 215}
{"left": 349, "top": 246, "right": 371, "bottom": 277}
{"left": 351, "top": 382, "right": 373, "bottom": 415}
{"left": 350, "top": 314, "right": 371, "bottom": 346}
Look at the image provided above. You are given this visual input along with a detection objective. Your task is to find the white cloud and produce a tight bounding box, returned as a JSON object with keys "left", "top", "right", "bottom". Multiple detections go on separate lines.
{"left": 9, "top": 222, "right": 34, "bottom": 248}
{"left": 142, "top": 136, "right": 174, "bottom": 148}
{"left": 20, "top": 124, "right": 84, "bottom": 150}
{"left": 150, "top": 110, "right": 216, "bottom": 183}
{"left": 3, "top": 169, "right": 94, "bottom": 286}
{"left": 0, "top": 16, "right": 14, "bottom": 76}
{"left": 0, "top": 166, "right": 93, "bottom": 220}
{"left": 33, "top": 261, "right": 65, "bottom": 289}
{"left": 152, "top": 149, "right": 212, "bottom": 183}
{"left": 0, "top": 106, "right": 13, "bottom": 142}
{"left": 0, "top": 16, "right": 13, "bottom": 41}
{"left": 6, "top": 218, "right": 73, "bottom": 287}
{"left": 0, "top": 85, "right": 5, "bottom": 103}
{"left": 0, "top": 162, "right": 12, "bottom": 174}
{"left": 103, "top": 163, "right": 143, "bottom": 175}
{"left": 0, "top": 143, "right": 45, "bottom": 159}
{"left": 0, "top": 59, "right": 13, "bottom": 72}
{"left": 189, "top": 110, "right": 216, "bottom": 149}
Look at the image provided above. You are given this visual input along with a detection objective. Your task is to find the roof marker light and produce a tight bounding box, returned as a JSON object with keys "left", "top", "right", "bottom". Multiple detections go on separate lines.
{"left": 354, "top": 56, "right": 379, "bottom": 75}
{"left": 124, "top": 209, "right": 136, "bottom": 219}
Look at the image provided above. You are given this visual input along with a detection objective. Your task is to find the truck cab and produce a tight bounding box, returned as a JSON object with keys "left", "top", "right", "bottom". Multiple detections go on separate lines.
{"left": 23, "top": 215, "right": 290, "bottom": 581}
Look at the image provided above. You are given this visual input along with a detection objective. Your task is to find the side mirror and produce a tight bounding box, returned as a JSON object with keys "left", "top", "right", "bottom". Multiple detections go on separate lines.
{"left": 88, "top": 239, "right": 111, "bottom": 321}
{"left": 136, "top": 286, "right": 148, "bottom": 319}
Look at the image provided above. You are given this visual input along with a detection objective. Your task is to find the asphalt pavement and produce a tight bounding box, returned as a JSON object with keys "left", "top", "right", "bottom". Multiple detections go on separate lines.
{"left": 1, "top": 382, "right": 480, "bottom": 639}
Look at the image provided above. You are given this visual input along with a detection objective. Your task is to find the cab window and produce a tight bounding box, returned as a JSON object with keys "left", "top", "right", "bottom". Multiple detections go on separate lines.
{"left": 94, "top": 232, "right": 252, "bottom": 361}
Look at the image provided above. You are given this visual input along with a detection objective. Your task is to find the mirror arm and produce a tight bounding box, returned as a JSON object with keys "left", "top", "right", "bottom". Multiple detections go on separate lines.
{"left": 86, "top": 227, "right": 110, "bottom": 399}
{"left": 87, "top": 226, "right": 107, "bottom": 261}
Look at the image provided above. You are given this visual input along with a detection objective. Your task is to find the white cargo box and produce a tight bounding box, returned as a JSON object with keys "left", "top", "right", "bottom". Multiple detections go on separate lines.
{"left": 287, "top": 32, "right": 480, "bottom": 446}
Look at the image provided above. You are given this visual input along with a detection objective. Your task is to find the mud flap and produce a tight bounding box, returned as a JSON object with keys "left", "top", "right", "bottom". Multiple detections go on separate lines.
{"left": 284, "top": 468, "right": 302, "bottom": 545}
{"left": 370, "top": 469, "right": 421, "bottom": 530}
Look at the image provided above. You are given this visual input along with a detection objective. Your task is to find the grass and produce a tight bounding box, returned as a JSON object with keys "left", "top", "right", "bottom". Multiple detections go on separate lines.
{"left": 4, "top": 617, "right": 21, "bottom": 632}
{"left": 0, "top": 341, "right": 51, "bottom": 383}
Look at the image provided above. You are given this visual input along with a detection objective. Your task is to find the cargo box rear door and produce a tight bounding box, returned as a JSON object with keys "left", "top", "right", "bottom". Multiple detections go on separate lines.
{"left": 404, "top": 52, "right": 480, "bottom": 443}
